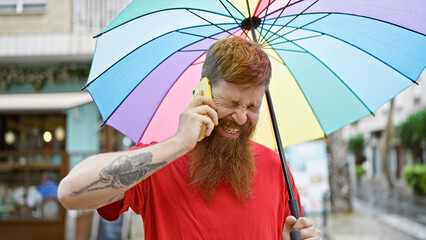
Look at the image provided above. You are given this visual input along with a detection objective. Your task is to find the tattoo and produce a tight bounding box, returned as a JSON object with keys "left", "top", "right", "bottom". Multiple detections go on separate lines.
{"left": 71, "top": 152, "right": 166, "bottom": 196}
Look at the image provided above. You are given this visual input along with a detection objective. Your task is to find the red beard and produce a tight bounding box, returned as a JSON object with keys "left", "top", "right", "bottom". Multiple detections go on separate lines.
{"left": 189, "top": 118, "right": 256, "bottom": 202}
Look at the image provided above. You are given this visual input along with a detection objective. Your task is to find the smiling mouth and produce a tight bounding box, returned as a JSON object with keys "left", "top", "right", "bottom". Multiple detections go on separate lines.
{"left": 223, "top": 127, "right": 240, "bottom": 134}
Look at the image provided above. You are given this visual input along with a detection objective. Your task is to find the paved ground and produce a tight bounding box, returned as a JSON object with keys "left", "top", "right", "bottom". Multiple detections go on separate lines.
{"left": 319, "top": 199, "right": 426, "bottom": 240}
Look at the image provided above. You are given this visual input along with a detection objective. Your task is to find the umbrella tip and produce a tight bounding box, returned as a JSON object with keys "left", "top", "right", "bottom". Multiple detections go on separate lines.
{"left": 241, "top": 16, "right": 261, "bottom": 30}
{"left": 93, "top": 33, "right": 103, "bottom": 38}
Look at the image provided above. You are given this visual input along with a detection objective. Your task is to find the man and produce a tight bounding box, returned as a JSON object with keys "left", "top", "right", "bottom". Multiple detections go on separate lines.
{"left": 58, "top": 37, "right": 322, "bottom": 240}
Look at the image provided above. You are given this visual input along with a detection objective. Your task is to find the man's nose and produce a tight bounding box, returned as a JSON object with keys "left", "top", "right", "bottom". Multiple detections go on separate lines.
{"left": 231, "top": 107, "right": 248, "bottom": 125}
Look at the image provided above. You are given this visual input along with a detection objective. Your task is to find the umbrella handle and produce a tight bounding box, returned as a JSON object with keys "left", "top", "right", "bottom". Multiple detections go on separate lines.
{"left": 289, "top": 199, "right": 302, "bottom": 240}
{"left": 290, "top": 231, "right": 302, "bottom": 240}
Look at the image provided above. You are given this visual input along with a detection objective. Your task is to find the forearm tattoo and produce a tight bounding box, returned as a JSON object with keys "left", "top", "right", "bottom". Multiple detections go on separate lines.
{"left": 71, "top": 152, "right": 166, "bottom": 196}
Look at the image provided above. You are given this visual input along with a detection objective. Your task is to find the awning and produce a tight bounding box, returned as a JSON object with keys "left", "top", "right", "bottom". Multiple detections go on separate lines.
{"left": 0, "top": 92, "right": 93, "bottom": 112}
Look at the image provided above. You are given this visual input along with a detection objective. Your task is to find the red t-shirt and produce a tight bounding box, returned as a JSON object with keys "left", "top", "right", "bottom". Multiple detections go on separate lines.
{"left": 97, "top": 141, "right": 302, "bottom": 240}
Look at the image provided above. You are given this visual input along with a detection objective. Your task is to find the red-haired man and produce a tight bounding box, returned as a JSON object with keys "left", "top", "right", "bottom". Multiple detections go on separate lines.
{"left": 58, "top": 37, "right": 322, "bottom": 240}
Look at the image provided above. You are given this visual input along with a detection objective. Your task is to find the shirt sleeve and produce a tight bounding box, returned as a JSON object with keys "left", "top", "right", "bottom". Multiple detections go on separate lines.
{"left": 96, "top": 142, "right": 156, "bottom": 221}
{"left": 97, "top": 198, "right": 126, "bottom": 221}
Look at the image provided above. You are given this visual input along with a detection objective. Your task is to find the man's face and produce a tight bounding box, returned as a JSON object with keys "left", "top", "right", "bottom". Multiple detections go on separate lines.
{"left": 211, "top": 80, "right": 265, "bottom": 138}
{"left": 189, "top": 79, "right": 266, "bottom": 202}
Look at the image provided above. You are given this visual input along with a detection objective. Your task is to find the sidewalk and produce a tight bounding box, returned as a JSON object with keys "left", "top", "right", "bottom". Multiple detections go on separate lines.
{"left": 323, "top": 199, "right": 426, "bottom": 240}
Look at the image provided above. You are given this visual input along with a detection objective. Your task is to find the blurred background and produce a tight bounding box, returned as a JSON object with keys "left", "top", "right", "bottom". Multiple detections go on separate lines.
{"left": 0, "top": 1, "right": 425, "bottom": 240}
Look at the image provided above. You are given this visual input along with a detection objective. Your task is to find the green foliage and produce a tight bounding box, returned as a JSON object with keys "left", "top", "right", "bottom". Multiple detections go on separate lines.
{"left": 356, "top": 165, "right": 367, "bottom": 180}
{"left": 403, "top": 164, "right": 426, "bottom": 195}
{"left": 348, "top": 135, "right": 364, "bottom": 157}
{"left": 396, "top": 108, "right": 426, "bottom": 154}
{"left": 0, "top": 64, "right": 90, "bottom": 91}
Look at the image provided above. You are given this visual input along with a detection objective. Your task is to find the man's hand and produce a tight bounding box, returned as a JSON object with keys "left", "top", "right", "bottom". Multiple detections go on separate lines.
{"left": 174, "top": 92, "right": 218, "bottom": 152}
{"left": 282, "top": 216, "right": 322, "bottom": 240}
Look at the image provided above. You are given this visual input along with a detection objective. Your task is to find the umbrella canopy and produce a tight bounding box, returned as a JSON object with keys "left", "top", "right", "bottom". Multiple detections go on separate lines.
{"left": 84, "top": 0, "right": 426, "bottom": 149}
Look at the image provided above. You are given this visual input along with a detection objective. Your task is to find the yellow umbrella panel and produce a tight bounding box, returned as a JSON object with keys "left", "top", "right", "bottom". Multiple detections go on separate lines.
{"left": 253, "top": 45, "right": 325, "bottom": 150}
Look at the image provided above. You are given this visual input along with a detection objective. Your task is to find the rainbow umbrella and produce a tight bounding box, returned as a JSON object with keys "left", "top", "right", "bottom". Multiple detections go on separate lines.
{"left": 84, "top": 0, "right": 426, "bottom": 148}
{"left": 84, "top": 0, "right": 426, "bottom": 236}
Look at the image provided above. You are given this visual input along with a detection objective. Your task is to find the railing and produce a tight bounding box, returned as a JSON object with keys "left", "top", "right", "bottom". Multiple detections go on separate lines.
{"left": 0, "top": 0, "right": 131, "bottom": 35}
{"left": 72, "top": 0, "right": 132, "bottom": 34}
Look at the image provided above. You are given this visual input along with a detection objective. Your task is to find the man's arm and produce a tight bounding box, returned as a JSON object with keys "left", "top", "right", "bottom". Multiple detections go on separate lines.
{"left": 58, "top": 95, "right": 218, "bottom": 210}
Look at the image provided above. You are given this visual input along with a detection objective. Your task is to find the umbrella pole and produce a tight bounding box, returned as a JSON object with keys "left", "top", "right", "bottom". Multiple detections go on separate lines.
{"left": 265, "top": 94, "right": 295, "bottom": 199}
{"left": 249, "top": 23, "right": 302, "bottom": 217}
{"left": 249, "top": 23, "right": 301, "bottom": 239}
{"left": 265, "top": 89, "right": 302, "bottom": 239}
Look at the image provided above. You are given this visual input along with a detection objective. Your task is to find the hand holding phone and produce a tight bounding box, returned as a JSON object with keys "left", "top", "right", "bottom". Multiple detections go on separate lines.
{"left": 192, "top": 77, "right": 213, "bottom": 141}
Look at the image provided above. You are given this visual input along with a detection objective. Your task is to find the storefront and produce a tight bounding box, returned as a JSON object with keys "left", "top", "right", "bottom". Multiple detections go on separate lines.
{"left": 0, "top": 63, "right": 101, "bottom": 239}
{"left": 0, "top": 102, "right": 95, "bottom": 239}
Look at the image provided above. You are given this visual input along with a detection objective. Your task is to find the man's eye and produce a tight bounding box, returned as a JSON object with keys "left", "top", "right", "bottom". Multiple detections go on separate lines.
{"left": 220, "top": 102, "right": 236, "bottom": 108}
{"left": 247, "top": 106, "right": 258, "bottom": 112}
{"left": 251, "top": 108, "right": 260, "bottom": 112}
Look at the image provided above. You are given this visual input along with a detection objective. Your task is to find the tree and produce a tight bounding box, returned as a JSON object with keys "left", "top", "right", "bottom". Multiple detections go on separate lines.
{"left": 328, "top": 129, "right": 352, "bottom": 213}
{"left": 396, "top": 107, "right": 426, "bottom": 164}
{"left": 348, "top": 134, "right": 366, "bottom": 165}
{"left": 380, "top": 99, "right": 395, "bottom": 189}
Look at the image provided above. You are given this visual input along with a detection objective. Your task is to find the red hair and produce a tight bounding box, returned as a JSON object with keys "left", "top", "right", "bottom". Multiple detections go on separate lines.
{"left": 202, "top": 37, "right": 271, "bottom": 87}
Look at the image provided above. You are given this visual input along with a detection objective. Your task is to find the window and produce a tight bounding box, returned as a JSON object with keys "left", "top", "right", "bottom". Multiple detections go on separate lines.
{"left": 0, "top": 0, "right": 47, "bottom": 15}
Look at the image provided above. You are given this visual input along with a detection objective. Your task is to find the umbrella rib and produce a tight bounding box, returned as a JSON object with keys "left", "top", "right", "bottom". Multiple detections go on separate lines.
{"left": 87, "top": 23, "right": 238, "bottom": 128}
{"left": 262, "top": 0, "right": 320, "bottom": 44}
{"left": 217, "top": 0, "right": 250, "bottom": 39}
{"left": 269, "top": 33, "right": 324, "bottom": 46}
{"left": 258, "top": 0, "right": 272, "bottom": 38}
{"left": 83, "top": 23, "right": 236, "bottom": 89}
{"left": 140, "top": 26, "right": 242, "bottom": 141}
{"left": 138, "top": 54, "right": 208, "bottom": 143}
{"left": 103, "top": 28, "right": 241, "bottom": 129}
{"left": 265, "top": 13, "right": 329, "bottom": 44}
{"left": 262, "top": 0, "right": 304, "bottom": 18}
{"left": 255, "top": 49, "right": 329, "bottom": 139}
{"left": 273, "top": 35, "right": 376, "bottom": 117}
{"left": 185, "top": 9, "right": 239, "bottom": 37}
{"left": 178, "top": 49, "right": 208, "bottom": 52}
{"left": 246, "top": 0, "right": 257, "bottom": 42}
{"left": 115, "top": 27, "right": 242, "bottom": 139}
{"left": 264, "top": 15, "right": 419, "bottom": 84}
{"left": 259, "top": 0, "right": 291, "bottom": 45}
{"left": 263, "top": 47, "right": 306, "bottom": 53}
{"left": 264, "top": 53, "right": 288, "bottom": 66}
{"left": 97, "top": 8, "right": 244, "bottom": 37}
{"left": 263, "top": 9, "right": 426, "bottom": 38}
{"left": 176, "top": 30, "right": 221, "bottom": 40}
{"left": 263, "top": 41, "right": 330, "bottom": 139}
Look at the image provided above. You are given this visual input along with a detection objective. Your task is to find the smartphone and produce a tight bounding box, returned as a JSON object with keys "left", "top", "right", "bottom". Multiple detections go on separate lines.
{"left": 192, "top": 77, "right": 212, "bottom": 141}
{"left": 192, "top": 77, "right": 212, "bottom": 99}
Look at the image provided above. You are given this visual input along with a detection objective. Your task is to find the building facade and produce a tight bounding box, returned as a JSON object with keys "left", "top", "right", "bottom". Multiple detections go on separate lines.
{"left": 342, "top": 70, "right": 426, "bottom": 180}
{"left": 0, "top": 1, "right": 131, "bottom": 239}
